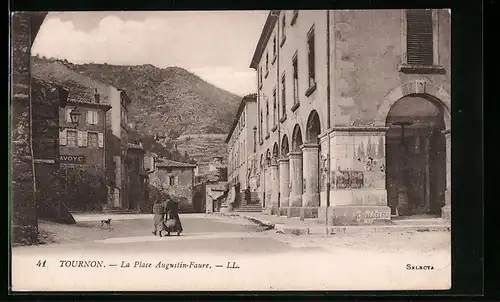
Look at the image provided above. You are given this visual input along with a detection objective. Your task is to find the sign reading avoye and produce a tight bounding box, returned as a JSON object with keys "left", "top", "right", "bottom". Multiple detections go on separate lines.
{"left": 59, "top": 155, "right": 85, "bottom": 164}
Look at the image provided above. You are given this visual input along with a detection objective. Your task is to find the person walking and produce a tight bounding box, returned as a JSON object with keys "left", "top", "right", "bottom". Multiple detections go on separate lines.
{"left": 152, "top": 197, "right": 166, "bottom": 236}
{"left": 166, "top": 197, "right": 183, "bottom": 235}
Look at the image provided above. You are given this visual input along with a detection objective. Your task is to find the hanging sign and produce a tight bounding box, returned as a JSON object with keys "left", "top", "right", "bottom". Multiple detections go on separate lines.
{"left": 59, "top": 155, "right": 85, "bottom": 164}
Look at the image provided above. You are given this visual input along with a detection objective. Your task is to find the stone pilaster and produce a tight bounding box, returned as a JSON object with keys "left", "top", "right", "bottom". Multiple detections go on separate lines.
{"left": 278, "top": 158, "right": 290, "bottom": 216}
{"left": 270, "top": 161, "right": 280, "bottom": 215}
{"left": 327, "top": 127, "right": 391, "bottom": 225}
{"left": 441, "top": 129, "right": 451, "bottom": 220}
{"left": 300, "top": 144, "right": 320, "bottom": 220}
{"left": 288, "top": 151, "right": 303, "bottom": 217}
{"left": 262, "top": 165, "right": 271, "bottom": 213}
{"left": 318, "top": 133, "right": 330, "bottom": 223}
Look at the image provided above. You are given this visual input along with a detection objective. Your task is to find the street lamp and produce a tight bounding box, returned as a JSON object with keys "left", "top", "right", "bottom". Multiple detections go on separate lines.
{"left": 59, "top": 108, "right": 82, "bottom": 130}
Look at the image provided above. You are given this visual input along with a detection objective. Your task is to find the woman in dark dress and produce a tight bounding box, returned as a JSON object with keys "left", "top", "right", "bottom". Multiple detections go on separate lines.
{"left": 166, "top": 198, "right": 183, "bottom": 235}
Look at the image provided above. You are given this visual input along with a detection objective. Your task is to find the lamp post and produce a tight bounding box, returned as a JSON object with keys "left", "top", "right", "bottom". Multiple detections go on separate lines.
{"left": 59, "top": 107, "right": 82, "bottom": 130}
{"left": 392, "top": 121, "right": 413, "bottom": 216}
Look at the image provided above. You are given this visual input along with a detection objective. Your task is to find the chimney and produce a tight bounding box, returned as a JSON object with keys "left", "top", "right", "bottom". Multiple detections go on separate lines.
{"left": 94, "top": 88, "right": 100, "bottom": 103}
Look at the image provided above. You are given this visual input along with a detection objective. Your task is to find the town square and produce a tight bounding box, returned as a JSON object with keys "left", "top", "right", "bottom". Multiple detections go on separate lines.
{"left": 10, "top": 10, "right": 452, "bottom": 291}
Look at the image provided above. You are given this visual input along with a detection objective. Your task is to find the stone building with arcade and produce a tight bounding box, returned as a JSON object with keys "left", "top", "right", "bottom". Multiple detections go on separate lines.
{"left": 249, "top": 9, "right": 451, "bottom": 224}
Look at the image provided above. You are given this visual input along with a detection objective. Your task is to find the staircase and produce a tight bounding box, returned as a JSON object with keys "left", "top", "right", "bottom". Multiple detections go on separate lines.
{"left": 235, "top": 192, "right": 263, "bottom": 213}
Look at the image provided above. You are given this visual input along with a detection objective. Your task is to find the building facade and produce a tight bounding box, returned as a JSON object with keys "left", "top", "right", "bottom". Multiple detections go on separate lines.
{"left": 250, "top": 10, "right": 451, "bottom": 223}
{"left": 226, "top": 94, "right": 258, "bottom": 192}
{"left": 105, "top": 87, "right": 132, "bottom": 209}
{"left": 150, "top": 159, "right": 197, "bottom": 213}
{"left": 58, "top": 94, "right": 111, "bottom": 168}
{"left": 126, "top": 143, "right": 147, "bottom": 212}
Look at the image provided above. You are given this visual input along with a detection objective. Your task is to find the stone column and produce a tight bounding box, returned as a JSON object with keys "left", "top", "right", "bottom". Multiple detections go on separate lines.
{"left": 270, "top": 160, "right": 280, "bottom": 215}
{"left": 278, "top": 157, "right": 290, "bottom": 216}
{"left": 442, "top": 129, "right": 451, "bottom": 219}
{"left": 327, "top": 127, "right": 391, "bottom": 225}
{"left": 288, "top": 151, "right": 303, "bottom": 217}
{"left": 301, "top": 143, "right": 320, "bottom": 220}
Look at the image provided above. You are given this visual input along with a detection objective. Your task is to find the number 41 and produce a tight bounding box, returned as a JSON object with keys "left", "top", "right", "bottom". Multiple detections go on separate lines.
{"left": 36, "top": 260, "right": 46, "bottom": 267}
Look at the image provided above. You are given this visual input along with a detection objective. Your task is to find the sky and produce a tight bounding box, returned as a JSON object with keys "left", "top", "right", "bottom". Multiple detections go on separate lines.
{"left": 32, "top": 11, "right": 270, "bottom": 96}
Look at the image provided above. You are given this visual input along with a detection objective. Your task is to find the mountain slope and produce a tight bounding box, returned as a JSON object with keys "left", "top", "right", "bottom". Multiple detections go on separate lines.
{"left": 32, "top": 57, "right": 241, "bottom": 137}
{"left": 31, "top": 56, "right": 242, "bottom": 166}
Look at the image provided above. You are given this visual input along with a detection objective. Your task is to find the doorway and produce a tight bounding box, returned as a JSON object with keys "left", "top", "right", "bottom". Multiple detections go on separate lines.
{"left": 385, "top": 96, "right": 446, "bottom": 217}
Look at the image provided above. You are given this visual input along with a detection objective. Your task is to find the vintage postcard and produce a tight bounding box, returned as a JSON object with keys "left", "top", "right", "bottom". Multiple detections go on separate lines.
{"left": 10, "top": 9, "right": 452, "bottom": 292}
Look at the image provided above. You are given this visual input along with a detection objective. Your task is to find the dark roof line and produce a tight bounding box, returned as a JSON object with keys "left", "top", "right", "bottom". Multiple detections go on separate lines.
{"left": 249, "top": 11, "right": 280, "bottom": 70}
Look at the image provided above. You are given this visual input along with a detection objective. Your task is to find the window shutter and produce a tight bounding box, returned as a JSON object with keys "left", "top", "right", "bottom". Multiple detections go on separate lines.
{"left": 406, "top": 9, "right": 433, "bottom": 66}
{"left": 87, "top": 110, "right": 92, "bottom": 124}
{"left": 94, "top": 111, "right": 99, "bottom": 124}
{"left": 66, "top": 108, "right": 72, "bottom": 122}
{"left": 77, "top": 131, "right": 83, "bottom": 146}
{"left": 82, "top": 131, "right": 88, "bottom": 147}
{"left": 59, "top": 129, "right": 67, "bottom": 146}
{"left": 98, "top": 132, "right": 104, "bottom": 148}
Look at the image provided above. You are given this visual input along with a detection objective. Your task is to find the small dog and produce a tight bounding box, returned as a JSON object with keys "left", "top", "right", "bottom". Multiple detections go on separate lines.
{"left": 100, "top": 218, "right": 112, "bottom": 228}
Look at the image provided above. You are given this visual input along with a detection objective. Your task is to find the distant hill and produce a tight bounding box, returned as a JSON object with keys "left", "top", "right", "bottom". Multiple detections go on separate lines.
{"left": 31, "top": 56, "right": 243, "bottom": 166}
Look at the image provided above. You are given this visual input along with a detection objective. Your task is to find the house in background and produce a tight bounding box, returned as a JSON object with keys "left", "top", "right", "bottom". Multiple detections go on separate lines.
{"left": 126, "top": 142, "right": 147, "bottom": 212}
{"left": 149, "top": 159, "right": 197, "bottom": 213}
{"left": 105, "top": 87, "right": 133, "bottom": 210}
{"left": 58, "top": 89, "right": 111, "bottom": 168}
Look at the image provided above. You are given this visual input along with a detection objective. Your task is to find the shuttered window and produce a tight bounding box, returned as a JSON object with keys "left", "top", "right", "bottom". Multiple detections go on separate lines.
{"left": 292, "top": 54, "right": 299, "bottom": 105}
{"left": 281, "top": 74, "right": 286, "bottom": 114}
{"left": 307, "top": 27, "right": 316, "bottom": 87}
{"left": 406, "top": 9, "right": 434, "bottom": 66}
{"left": 272, "top": 88, "right": 277, "bottom": 126}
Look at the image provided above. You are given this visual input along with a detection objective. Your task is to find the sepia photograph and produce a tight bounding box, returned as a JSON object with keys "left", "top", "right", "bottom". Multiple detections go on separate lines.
{"left": 10, "top": 9, "right": 453, "bottom": 292}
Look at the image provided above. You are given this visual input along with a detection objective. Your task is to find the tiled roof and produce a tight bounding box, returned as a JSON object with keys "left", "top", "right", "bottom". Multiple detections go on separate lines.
{"left": 31, "top": 60, "right": 112, "bottom": 107}
{"left": 156, "top": 159, "right": 197, "bottom": 169}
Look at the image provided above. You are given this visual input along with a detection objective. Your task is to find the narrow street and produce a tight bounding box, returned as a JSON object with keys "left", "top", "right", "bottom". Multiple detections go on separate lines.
{"left": 12, "top": 214, "right": 451, "bottom": 291}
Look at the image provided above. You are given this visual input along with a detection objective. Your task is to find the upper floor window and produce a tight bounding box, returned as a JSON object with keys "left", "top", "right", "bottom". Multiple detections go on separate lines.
{"left": 259, "top": 66, "right": 263, "bottom": 88}
{"left": 281, "top": 73, "right": 287, "bottom": 115}
{"left": 87, "top": 109, "right": 99, "bottom": 125}
{"left": 259, "top": 110, "right": 263, "bottom": 140}
{"left": 307, "top": 27, "right": 316, "bottom": 88}
{"left": 305, "top": 26, "right": 317, "bottom": 97}
{"left": 265, "top": 53, "right": 269, "bottom": 76}
{"left": 292, "top": 54, "right": 299, "bottom": 105}
{"left": 400, "top": 9, "right": 444, "bottom": 74}
{"left": 272, "top": 88, "right": 277, "bottom": 127}
{"left": 280, "top": 13, "right": 286, "bottom": 46}
{"left": 291, "top": 10, "right": 299, "bottom": 25}
{"left": 272, "top": 36, "right": 277, "bottom": 61}
{"left": 265, "top": 101, "right": 269, "bottom": 136}
{"left": 406, "top": 9, "right": 433, "bottom": 66}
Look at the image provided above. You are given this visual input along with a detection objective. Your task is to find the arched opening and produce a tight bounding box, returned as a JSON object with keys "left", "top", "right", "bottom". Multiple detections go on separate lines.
{"left": 385, "top": 95, "right": 446, "bottom": 217}
{"left": 272, "top": 143, "right": 279, "bottom": 162}
{"left": 291, "top": 125, "right": 303, "bottom": 152}
{"left": 281, "top": 135, "right": 290, "bottom": 156}
{"left": 306, "top": 110, "right": 321, "bottom": 144}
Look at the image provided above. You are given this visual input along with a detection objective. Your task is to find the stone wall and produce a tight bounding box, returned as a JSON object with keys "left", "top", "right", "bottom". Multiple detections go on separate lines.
{"left": 11, "top": 12, "right": 38, "bottom": 244}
